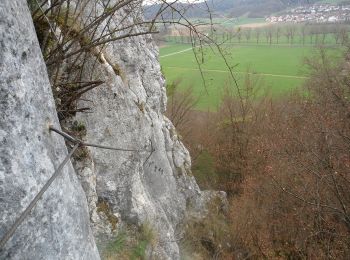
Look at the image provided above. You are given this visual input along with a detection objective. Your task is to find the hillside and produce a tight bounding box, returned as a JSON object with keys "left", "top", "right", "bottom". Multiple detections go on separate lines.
{"left": 144, "top": 0, "right": 319, "bottom": 19}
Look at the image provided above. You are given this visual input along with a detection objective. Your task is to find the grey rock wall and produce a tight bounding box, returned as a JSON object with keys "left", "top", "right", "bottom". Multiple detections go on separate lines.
{"left": 0, "top": 1, "right": 99, "bottom": 259}
{"left": 69, "top": 3, "right": 203, "bottom": 259}
{"left": 0, "top": 0, "right": 222, "bottom": 259}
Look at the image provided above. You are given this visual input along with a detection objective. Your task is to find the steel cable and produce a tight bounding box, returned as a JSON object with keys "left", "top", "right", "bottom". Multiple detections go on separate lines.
{"left": 0, "top": 125, "right": 157, "bottom": 250}
{"left": 49, "top": 126, "right": 148, "bottom": 152}
{"left": 0, "top": 143, "right": 80, "bottom": 249}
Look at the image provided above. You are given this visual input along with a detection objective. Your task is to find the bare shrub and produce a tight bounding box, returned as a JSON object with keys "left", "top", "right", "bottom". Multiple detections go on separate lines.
{"left": 165, "top": 79, "right": 198, "bottom": 139}
{"left": 208, "top": 70, "right": 267, "bottom": 196}
{"left": 178, "top": 48, "right": 350, "bottom": 258}
{"left": 180, "top": 197, "right": 232, "bottom": 259}
{"left": 27, "top": 0, "right": 234, "bottom": 121}
{"left": 226, "top": 48, "right": 350, "bottom": 258}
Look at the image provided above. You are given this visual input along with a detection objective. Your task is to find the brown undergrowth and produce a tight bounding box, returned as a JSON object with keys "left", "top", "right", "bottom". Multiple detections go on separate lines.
{"left": 168, "top": 47, "right": 350, "bottom": 259}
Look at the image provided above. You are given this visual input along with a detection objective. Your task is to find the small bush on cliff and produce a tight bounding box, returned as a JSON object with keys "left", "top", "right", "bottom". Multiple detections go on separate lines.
{"left": 166, "top": 79, "right": 198, "bottom": 140}
{"left": 103, "top": 223, "right": 156, "bottom": 260}
{"left": 96, "top": 198, "right": 118, "bottom": 231}
{"left": 180, "top": 197, "right": 232, "bottom": 259}
{"left": 27, "top": 0, "right": 231, "bottom": 121}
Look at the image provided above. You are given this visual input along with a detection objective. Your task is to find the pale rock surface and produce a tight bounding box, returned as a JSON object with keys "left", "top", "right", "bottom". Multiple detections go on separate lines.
{"left": 71, "top": 2, "right": 204, "bottom": 259}
{"left": 0, "top": 1, "right": 99, "bottom": 259}
{"left": 0, "top": 0, "right": 224, "bottom": 259}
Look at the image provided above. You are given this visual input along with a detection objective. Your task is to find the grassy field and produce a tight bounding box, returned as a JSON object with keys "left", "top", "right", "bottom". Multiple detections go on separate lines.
{"left": 160, "top": 43, "right": 342, "bottom": 110}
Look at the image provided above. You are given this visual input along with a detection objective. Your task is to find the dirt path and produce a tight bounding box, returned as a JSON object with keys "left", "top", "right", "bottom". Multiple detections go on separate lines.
{"left": 164, "top": 66, "right": 309, "bottom": 79}
{"left": 160, "top": 43, "right": 339, "bottom": 59}
{"left": 240, "top": 22, "right": 271, "bottom": 29}
{"left": 160, "top": 47, "right": 194, "bottom": 58}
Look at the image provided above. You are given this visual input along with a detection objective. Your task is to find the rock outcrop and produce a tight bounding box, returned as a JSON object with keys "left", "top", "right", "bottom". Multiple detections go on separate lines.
{"left": 0, "top": 1, "right": 99, "bottom": 259}
{"left": 70, "top": 3, "right": 202, "bottom": 259}
{"left": 0, "top": 1, "right": 226, "bottom": 259}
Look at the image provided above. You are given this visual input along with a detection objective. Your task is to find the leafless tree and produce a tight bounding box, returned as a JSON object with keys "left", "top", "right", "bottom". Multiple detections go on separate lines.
{"left": 243, "top": 28, "right": 251, "bottom": 43}
{"left": 300, "top": 25, "right": 307, "bottom": 45}
{"left": 255, "top": 28, "right": 261, "bottom": 44}
{"left": 165, "top": 79, "right": 198, "bottom": 139}
{"left": 283, "top": 26, "right": 290, "bottom": 44}
{"left": 265, "top": 26, "right": 273, "bottom": 45}
{"left": 286, "top": 25, "right": 297, "bottom": 44}
{"left": 237, "top": 28, "right": 242, "bottom": 43}
{"left": 275, "top": 26, "right": 281, "bottom": 44}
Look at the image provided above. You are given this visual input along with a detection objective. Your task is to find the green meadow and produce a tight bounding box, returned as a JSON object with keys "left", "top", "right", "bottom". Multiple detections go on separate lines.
{"left": 160, "top": 43, "right": 342, "bottom": 110}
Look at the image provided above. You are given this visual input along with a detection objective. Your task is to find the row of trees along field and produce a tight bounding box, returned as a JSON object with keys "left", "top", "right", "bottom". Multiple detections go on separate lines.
{"left": 164, "top": 23, "right": 350, "bottom": 45}
{"left": 166, "top": 46, "right": 350, "bottom": 258}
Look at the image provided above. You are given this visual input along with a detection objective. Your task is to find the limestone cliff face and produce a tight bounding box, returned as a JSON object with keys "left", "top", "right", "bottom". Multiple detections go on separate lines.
{"left": 0, "top": 1, "right": 213, "bottom": 259}
{"left": 71, "top": 4, "right": 202, "bottom": 259}
{"left": 0, "top": 1, "right": 99, "bottom": 259}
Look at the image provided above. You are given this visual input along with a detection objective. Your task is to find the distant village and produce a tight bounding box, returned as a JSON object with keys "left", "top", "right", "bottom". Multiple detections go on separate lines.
{"left": 266, "top": 4, "right": 350, "bottom": 23}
